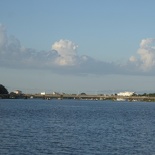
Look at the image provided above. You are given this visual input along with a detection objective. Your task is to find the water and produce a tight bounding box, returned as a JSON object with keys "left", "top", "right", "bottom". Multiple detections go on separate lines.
{"left": 0, "top": 99, "right": 155, "bottom": 155}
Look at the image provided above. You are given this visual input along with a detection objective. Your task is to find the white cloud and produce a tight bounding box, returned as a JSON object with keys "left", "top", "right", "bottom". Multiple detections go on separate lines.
{"left": 140, "top": 38, "right": 155, "bottom": 48}
{"left": 0, "top": 25, "right": 81, "bottom": 68}
{"left": 130, "top": 38, "right": 155, "bottom": 71}
{"left": 1, "top": 24, "right": 155, "bottom": 75}
{"left": 0, "top": 24, "right": 57, "bottom": 68}
{"left": 52, "top": 39, "right": 79, "bottom": 66}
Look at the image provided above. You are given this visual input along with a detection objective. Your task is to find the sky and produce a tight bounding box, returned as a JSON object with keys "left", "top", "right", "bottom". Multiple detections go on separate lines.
{"left": 0, "top": 0, "right": 155, "bottom": 94}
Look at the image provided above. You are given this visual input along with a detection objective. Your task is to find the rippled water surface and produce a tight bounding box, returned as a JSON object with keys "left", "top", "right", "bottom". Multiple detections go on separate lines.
{"left": 0, "top": 99, "right": 155, "bottom": 155}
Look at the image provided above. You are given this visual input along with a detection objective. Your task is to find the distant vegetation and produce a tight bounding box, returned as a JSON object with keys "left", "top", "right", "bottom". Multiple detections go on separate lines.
{"left": 0, "top": 84, "right": 8, "bottom": 94}
{"left": 139, "top": 93, "right": 155, "bottom": 97}
{"left": 0, "top": 84, "right": 9, "bottom": 98}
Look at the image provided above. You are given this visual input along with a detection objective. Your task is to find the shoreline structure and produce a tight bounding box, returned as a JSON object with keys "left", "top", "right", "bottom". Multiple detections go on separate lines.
{"left": 1, "top": 93, "right": 155, "bottom": 102}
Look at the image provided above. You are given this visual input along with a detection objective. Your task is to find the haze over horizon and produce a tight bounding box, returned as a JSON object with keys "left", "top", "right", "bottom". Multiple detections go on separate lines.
{"left": 0, "top": 0, "right": 155, "bottom": 94}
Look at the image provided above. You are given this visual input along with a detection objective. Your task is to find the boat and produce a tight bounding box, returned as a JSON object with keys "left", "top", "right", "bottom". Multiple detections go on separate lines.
{"left": 116, "top": 98, "right": 126, "bottom": 101}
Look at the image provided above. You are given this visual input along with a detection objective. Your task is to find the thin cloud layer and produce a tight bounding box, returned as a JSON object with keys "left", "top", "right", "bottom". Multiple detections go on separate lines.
{"left": 0, "top": 24, "right": 155, "bottom": 75}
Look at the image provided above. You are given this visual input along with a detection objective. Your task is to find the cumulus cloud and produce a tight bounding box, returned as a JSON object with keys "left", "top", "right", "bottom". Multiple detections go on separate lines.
{"left": 0, "top": 25, "right": 82, "bottom": 69}
{"left": 0, "top": 24, "right": 118, "bottom": 74}
{"left": 130, "top": 38, "right": 155, "bottom": 71}
{"left": 52, "top": 39, "right": 79, "bottom": 66}
{"left": 0, "top": 24, "right": 64, "bottom": 68}
{"left": 1, "top": 24, "right": 155, "bottom": 75}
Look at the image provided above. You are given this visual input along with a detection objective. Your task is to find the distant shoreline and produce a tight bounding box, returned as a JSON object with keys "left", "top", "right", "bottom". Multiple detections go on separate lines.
{"left": 1, "top": 93, "right": 155, "bottom": 102}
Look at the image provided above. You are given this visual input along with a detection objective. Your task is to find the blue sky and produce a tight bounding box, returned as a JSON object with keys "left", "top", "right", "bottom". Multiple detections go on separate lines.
{"left": 0, "top": 0, "right": 155, "bottom": 94}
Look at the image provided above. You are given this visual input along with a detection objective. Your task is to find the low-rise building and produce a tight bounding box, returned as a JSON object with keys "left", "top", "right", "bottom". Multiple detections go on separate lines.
{"left": 117, "top": 91, "right": 135, "bottom": 96}
{"left": 41, "top": 92, "right": 46, "bottom": 95}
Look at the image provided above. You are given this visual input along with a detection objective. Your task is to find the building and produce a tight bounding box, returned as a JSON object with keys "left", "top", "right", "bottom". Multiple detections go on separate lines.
{"left": 41, "top": 92, "right": 46, "bottom": 95}
{"left": 117, "top": 91, "right": 135, "bottom": 97}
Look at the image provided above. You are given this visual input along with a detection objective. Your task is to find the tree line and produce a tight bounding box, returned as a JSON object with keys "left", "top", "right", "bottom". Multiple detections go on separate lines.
{"left": 0, "top": 84, "right": 9, "bottom": 99}
{"left": 0, "top": 84, "right": 8, "bottom": 94}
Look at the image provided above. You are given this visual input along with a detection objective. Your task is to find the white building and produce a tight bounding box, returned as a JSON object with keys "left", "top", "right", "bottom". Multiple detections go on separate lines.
{"left": 117, "top": 91, "right": 135, "bottom": 97}
{"left": 41, "top": 92, "right": 46, "bottom": 95}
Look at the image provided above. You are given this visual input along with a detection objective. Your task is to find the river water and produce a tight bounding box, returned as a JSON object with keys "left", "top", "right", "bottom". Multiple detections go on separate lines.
{"left": 0, "top": 99, "right": 155, "bottom": 155}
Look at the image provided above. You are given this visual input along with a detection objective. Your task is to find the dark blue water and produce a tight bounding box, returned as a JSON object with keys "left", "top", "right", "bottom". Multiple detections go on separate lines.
{"left": 0, "top": 99, "right": 155, "bottom": 155}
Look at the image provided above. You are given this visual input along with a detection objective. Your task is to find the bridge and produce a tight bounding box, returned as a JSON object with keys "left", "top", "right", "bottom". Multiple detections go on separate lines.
{"left": 24, "top": 94, "right": 155, "bottom": 102}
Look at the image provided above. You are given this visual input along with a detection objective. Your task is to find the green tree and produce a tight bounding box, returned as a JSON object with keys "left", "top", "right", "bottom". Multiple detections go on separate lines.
{"left": 0, "top": 84, "right": 9, "bottom": 94}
